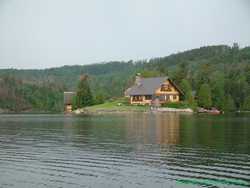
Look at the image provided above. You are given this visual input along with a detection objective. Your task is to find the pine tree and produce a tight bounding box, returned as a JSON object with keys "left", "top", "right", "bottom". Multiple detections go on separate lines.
{"left": 173, "top": 62, "right": 188, "bottom": 85}
{"left": 211, "top": 76, "right": 225, "bottom": 110}
{"left": 180, "top": 79, "right": 194, "bottom": 105}
{"left": 76, "top": 75, "right": 93, "bottom": 108}
{"left": 242, "top": 96, "right": 250, "bottom": 111}
{"left": 198, "top": 83, "right": 212, "bottom": 108}
{"left": 223, "top": 95, "right": 236, "bottom": 112}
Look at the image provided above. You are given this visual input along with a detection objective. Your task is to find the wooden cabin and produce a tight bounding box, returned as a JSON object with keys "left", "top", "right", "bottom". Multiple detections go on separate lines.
{"left": 125, "top": 76, "right": 183, "bottom": 105}
{"left": 64, "top": 92, "right": 76, "bottom": 112}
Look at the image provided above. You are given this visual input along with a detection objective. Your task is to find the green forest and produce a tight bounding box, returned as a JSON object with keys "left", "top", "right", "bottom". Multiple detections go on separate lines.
{"left": 1, "top": 44, "right": 250, "bottom": 112}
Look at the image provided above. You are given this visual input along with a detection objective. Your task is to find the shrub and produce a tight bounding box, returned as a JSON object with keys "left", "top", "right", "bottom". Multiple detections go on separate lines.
{"left": 161, "top": 102, "right": 190, "bottom": 109}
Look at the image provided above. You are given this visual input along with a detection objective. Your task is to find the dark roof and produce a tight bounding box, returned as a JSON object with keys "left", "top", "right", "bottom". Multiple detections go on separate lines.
{"left": 127, "top": 77, "right": 183, "bottom": 96}
{"left": 64, "top": 92, "right": 76, "bottom": 105}
{"left": 168, "top": 79, "right": 184, "bottom": 95}
{"left": 127, "top": 77, "right": 167, "bottom": 95}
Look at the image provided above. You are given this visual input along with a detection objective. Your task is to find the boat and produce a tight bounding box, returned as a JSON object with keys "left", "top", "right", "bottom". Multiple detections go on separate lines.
{"left": 197, "top": 107, "right": 221, "bottom": 115}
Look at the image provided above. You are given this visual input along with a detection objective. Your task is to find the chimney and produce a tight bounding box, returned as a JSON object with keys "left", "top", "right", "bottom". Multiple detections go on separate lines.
{"left": 135, "top": 73, "right": 142, "bottom": 86}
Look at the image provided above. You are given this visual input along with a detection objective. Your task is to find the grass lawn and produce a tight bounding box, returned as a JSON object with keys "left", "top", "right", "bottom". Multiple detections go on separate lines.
{"left": 81, "top": 99, "right": 194, "bottom": 114}
{"left": 85, "top": 100, "right": 149, "bottom": 112}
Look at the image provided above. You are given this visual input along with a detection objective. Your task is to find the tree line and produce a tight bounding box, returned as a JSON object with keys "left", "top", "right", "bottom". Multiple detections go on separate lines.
{"left": 1, "top": 44, "right": 250, "bottom": 112}
{"left": 0, "top": 76, "right": 64, "bottom": 112}
{"left": 143, "top": 44, "right": 250, "bottom": 111}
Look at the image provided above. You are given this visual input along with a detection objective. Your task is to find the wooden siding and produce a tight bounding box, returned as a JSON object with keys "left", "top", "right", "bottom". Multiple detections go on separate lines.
{"left": 129, "top": 80, "right": 180, "bottom": 105}
{"left": 130, "top": 96, "right": 152, "bottom": 105}
{"left": 155, "top": 80, "right": 180, "bottom": 103}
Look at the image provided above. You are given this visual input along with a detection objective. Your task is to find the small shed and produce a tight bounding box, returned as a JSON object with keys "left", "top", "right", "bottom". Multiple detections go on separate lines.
{"left": 64, "top": 92, "right": 76, "bottom": 112}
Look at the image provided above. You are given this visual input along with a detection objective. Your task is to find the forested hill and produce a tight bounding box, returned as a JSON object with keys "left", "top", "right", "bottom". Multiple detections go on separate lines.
{"left": 1, "top": 44, "right": 250, "bottom": 112}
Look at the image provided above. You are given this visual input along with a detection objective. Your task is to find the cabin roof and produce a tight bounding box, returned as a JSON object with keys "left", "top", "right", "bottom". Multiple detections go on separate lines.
{"left": 127, "top": 77, "right": 183, "bottom": 96}
{"left": 64, "top": 92, "right": 76, "bottom": 105}
{"left": 128, "top": 77, "right": 167, "bottom": 95}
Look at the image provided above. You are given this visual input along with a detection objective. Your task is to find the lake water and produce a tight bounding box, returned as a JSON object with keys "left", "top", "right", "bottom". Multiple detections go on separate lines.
{"left": 0, "top": 113, "right": 249, "bottom": 188}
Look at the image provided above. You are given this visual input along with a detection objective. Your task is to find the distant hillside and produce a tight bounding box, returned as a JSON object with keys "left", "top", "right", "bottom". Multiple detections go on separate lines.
{"left": 0, "top": 61, "right": 142, "bottom": 97}
{"left": 1, "top": 44, "right": 250, "bottom": 112}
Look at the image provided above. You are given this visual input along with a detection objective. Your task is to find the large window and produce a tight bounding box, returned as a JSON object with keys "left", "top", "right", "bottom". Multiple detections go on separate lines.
{"left": 161, "top": 84, "right": 171, "bottom": 92}
{"left": 132, "top": 96, "right": 143, "bottom": 102}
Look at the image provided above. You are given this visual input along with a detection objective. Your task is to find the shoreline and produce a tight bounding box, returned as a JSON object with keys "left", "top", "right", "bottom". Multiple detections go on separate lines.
{"left": 73, "top": 107, "right": 194, "bottom": 115}
{"left": 2, "top": 107, "right": 250, "bottom": 116}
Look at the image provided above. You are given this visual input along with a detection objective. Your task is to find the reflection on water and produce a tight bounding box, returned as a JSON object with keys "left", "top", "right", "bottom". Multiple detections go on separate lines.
{"left": 0, "top": 113, "right": 249, "bottom": 188}
{"left": 126, "top": 113, "right": 180, "bottom": 145}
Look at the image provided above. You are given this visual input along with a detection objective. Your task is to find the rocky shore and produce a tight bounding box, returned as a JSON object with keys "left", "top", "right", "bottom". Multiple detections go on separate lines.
{"left": 73, "top": 107, "right": 194, "bottom": 115}
{"left": 152, "top": 107, "right": 193, "bottom": 113}
{"left": 0, "top": 108, "right": 9, "bottom": 114}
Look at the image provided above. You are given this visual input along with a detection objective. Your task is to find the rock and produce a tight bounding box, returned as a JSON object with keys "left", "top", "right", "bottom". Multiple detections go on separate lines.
{"left": 154, "top": 107, "right": 193, "bottom": 113}
{"left": 74, "top": 109, "right": 81, "bottom": 114}
{"left": 0, "top": 108, "right": 7, "bottom": 114}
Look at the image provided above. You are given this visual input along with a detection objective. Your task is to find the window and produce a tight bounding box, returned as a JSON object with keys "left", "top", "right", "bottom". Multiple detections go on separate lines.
{"left": 145, "top": 95, "right": 152, "bottom": 100}
{"left": 173, "top": 95, "right": 177, "bottom": 100}
{"left": 132, "top": 96, "right": 143, "bottom": 101}
{"left": 159, "top": 95, "right": 165, "bottom": 101}
{"left": 165, "top": 95, "right": 170, "bottom": 101}
{"left": 161, "top": 84, "right": 171, "bottom": 92}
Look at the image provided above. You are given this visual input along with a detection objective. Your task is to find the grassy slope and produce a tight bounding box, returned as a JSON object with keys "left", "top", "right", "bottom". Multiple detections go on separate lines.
{"left": 83, "top": 99, "right": 194, "bottom": 113}
{"left": 85, "top": 100, "right": 149, "bottom": 112}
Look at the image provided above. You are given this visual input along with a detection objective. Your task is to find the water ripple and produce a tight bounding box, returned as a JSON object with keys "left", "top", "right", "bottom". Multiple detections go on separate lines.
{"left": 0, "top": 114, "right": 249, "bottom": 188}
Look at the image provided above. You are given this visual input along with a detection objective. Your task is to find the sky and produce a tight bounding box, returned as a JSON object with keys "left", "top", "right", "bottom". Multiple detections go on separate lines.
{"left": 0, "top": 0, "right": 250, "bottom": 69}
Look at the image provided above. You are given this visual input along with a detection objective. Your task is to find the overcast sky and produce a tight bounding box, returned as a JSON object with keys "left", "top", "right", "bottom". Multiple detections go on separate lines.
{"left": 0, "top": 0, "right": 250, "bottom": 69}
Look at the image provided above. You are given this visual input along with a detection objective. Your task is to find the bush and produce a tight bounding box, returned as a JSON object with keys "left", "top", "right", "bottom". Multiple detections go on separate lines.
{"left": 161, "top": 102, "right": 190, "bottom": 109}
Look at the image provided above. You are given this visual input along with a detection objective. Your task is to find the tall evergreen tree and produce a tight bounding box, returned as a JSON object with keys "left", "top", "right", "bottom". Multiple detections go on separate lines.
{"left": 198, "top": 83, "right": 212, "bottom": 108}
{"left": 242, "top": 95, "right": 250, "bottom": 111}
{"left": 224, "top": 95, "right": 236, "bottom": 112}
{"left": 76, "top": 75, "right": 93, "bottom": 108}
{"left": 211, "top": 73, "right": 225, "bottom": 110}
{"left": 180, "top": 79, "right": 194, "bottom": 104}
{"left": 173, "top": 62, "right": 189, "bottom": 85}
